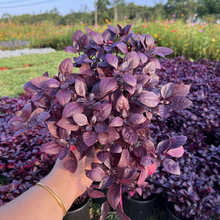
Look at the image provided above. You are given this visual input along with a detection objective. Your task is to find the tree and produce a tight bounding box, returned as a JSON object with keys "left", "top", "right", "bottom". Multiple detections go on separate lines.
{"left": 197, "top": 0, "right": 220, "bottom": 20}
{"left": 97, "top": 0, "right": 110, "bottom": 24}
{"left": 165, "top": 0, "right": 198, "bottom": 21}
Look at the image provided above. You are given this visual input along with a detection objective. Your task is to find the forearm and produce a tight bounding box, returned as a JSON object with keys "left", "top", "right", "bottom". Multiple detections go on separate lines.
{"left": 0, "top": 159, "right": 92, "bottom": 220}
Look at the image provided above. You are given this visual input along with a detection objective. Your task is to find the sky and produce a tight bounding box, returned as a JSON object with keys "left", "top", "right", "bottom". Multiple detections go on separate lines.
{"left": 0, "top": 0, "right": 166, "bottom": 18}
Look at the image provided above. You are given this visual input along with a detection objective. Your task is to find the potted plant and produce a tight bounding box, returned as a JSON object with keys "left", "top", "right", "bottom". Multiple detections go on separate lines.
{"left": 8, "top": 24, "right": 192, "bottom": 219}
{"left": 161, "top": 148, "right": 220, "bottom": 220}
{"left": 63, "top": 194, "right": 90, "bottom": 220}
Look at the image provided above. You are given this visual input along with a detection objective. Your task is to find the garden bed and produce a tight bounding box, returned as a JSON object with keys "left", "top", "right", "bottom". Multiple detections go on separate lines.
{"left": 0, "top": 57, "right": 219, "bottom": 219}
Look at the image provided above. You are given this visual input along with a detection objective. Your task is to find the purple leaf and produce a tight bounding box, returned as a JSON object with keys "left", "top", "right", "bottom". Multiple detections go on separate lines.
{"left": 8, "top": 116, "right": 25, "bottom": 130}
{"left": 91, "top": 32, "right": 104, "bottom": 44}
{"left": 101, "top": 201, "right": 110, "bottom": 220}
{"left": 123, "top": 167, "right": 137, "bottom": 179}
{"left": 63, "top": 152, "right": 78, "bottom": 173}
{"left": 65, "top": 46, "right": 77, "bottom": 54}
{"left": 172, "top": 97, "right": 192, "bottom": 111}
{"left": 117, "top": 42, "right": 128, "bottom": 54}
{"left": 28, "top": 108, "right": 44, "bottom": 125}
{"left": 76, "top": 141, "right": 88, "bottom": 153}
{"left": 120, "top": 62, "right": 130, "bottom": 72}
{"left": 143, "top": 61, "right": 155, "bottom": 75}
{"left": 58, "top": 147, "right": 70, "bottom": 160}
{"left": 100, "top": 175, "right": 114, "bottom": 189}
{"left": 170, "top": 136, "right": 187, "bottom": 149}
{"left": 109, "top": 117, "right": 123, "bottom": 127}
{"left": 154, "top": 47, "right": 173, "bottom": 56}
{"left": 116, "top": 204, "right": 131, "bottom": 220}
{"left": 138, "top": 91, "right": 160, "bottom": 107}
{"left": 123, "top": 74, "right": 137, "bottom": 87}
{"left": 116, "top": 95, "right": 130, "bottom": 112}
{"left": 140, "top": 156, "right": 154, "bottom": 166}
{"left": 145, "top": 34, "right": 155, "bottom": 50}
{"left": 135, "top": 75, "right": 150, "bottom": 86}
{"left": 30, "top": 76, "right": 50, "bottom": 89}
{"left": 86, "top": 167, "right": 106, "bottom": 181}
{"left": 62, "top": 102, "right": 84, "bottom": 118}
{"left": 122, "top": 126, "right": 138, "bottom": 145}
{"left": 23, "top": 81, "right": 39, "bottom": 94}
{"left": 75, "top": 79, "right": 87, "bottom": 97}
{"left": 14, "top": 128, "right": 27, "bottom": 136}
{"left": 59, "top": 127, "right": 71, "bottom": 140}
{"left": 41, "top": 141, "right": 61, "bottom": 154}
{"left": 137, "top": 167, "right": 148, "bottom": 186}
{"left": 56, "top": 90, "right": 72, "bottom": 106}
{"left": 22, "top": 103, "right": 32, "bottom": 121}
{"left": 138, "top": 51, "right": 148, "bottom": 64}
{"left": 57, "top": 118, "right": 79, "bottom": 131}
{"left": 167, "top": 146, "right": 184, "bottom": 158}
{"left": 95, "top": 103, "right": 112, "bottom": 122}
{"left": 124, "top": 83, "right": 136, "bottom": 95}
{"left": 129, "top": 113, "right": 146, "bottom": 124}
{"left": 106, "top": 54, "right": 118, "bottom": 69}
{"left": 83, "top": 131, "right": 98, "bottom": 147}
{"left": 37, "top": 111, "right": 50, "bottom": 123}
{"left": 87, "top": 188, "right": 106, "bottom": 198}
{"left": 124, "top": 51, "right": 140, "bottom": 69}
{"left": 161, "top": 83, "right": 173, "bottom": 98}
{"left": 78, "top": 34, "right": 90, "bottom": 47}
{"left": 79, "top": 63, "right": 93, "bottom": 75}
{"left": 118, "top": 149, "right": 130, "bottom": 167}
{"left": 100, "top": 77, "right": 117, "bottom": 96}
{"left": 97, "top": 151, "right": 109, "bottom": 163}
{"left": 107, "top": 183, "right": 120, "bottom": 209}
{"left": 172, "top": 84, "right": 191, "bottom": 97}
{"left": 158, "top": 105, "right": 169, "bottom": 118}
{"left": 45, "top": 79, "right": 60, "bottom": 88}
{"left": 110, "top": 144, "right": 122, "bottom": 153}
{"left": 59, "top": 58, "right": 73, "bottom": 76}
{"left": 73, "top": 113, "right": 88, "bottom": 126}
{"left": 98, "top": 128, "right": 120, "bottom": 145}
{"left": 122, "top": 24, "right": 132, "bottom": 34}
{"left": 94, "top": 122, "right": 109, "bottom": 133}
{"left": 72, "top": 30, "right": 84, "bottom": 42}
{"left": 107, "top": 25, "right": 119, "bottom": 35}
{"left": 163, "top": 158, "right": 181, "bottom": 175}
{"left": 156, "top": 139, "right": 170, "bottom": 153}
{"left": 43, "top": 71, "right": 49, "bottom": 77}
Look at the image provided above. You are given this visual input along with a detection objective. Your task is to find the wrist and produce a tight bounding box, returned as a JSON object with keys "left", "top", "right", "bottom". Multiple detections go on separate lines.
{"left": 41, "top": 163, "right": 79, "bottom": 211}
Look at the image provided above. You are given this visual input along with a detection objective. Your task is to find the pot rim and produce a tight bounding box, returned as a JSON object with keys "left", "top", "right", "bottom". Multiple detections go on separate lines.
{"left": 66, "top": 197, "right": 90, "bottom": 214}
{"left": 122, "top": 192, "right": 159, "bottom": 204}
{"left": 164, "top": 200, "right": 181, "bottom": 220}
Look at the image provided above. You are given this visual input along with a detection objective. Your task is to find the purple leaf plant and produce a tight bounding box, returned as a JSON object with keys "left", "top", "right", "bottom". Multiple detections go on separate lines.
{"left": 8, "top": 24, "right": 191, "bottom": 219}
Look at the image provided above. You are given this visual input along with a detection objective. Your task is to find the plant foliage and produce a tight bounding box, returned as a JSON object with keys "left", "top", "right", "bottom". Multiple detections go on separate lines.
{"left": 7, "top": 24, "right": 192, "bottom": 219}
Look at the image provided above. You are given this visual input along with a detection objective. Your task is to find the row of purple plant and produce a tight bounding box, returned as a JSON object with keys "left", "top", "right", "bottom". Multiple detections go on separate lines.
{"left": 150, "top": 57, "right": 220, "bottom": 219}
{"left": 0, "top": 40, "right": 30, "bottom": 50}
{"left": 0, "top": 95, "right": 56, "bottom": 206}
{"left": 0, "top": 57, "right": 219, "bottom": 219}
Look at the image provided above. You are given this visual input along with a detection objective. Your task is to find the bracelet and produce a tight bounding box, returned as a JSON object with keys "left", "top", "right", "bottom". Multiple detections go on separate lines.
{"left": 36, "top": 182, "right": 66, "bottom": 217}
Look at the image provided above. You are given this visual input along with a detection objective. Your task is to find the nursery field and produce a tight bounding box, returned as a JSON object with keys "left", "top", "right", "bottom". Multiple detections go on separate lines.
{"left": 0, "top": 20, "right": 219, "bottom": 61}
{"left": 0, "top": 51, "right": 219, "bottom": 219}
{"left": 0, "top": 21, "right": 219, "bottom": 219}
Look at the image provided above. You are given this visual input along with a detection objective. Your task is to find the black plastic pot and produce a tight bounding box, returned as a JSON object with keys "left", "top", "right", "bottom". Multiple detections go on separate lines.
{"left": 63, "top": 197, "right": 90, "bottom": 220}
{"left": 122, "top": 193, "right": 159, "bottom": 220}
{"left": 164, "top": 201, "right": 181, "bottom": 220}
{"left": 91, "top": 182, "right": 107, "bottom": 205}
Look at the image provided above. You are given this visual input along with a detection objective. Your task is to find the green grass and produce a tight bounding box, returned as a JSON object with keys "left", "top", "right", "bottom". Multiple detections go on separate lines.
{"left": 0, "top": 51, "right": 79, "bottom": 97}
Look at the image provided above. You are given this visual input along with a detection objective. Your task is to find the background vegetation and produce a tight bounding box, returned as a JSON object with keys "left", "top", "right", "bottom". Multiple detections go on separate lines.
{"left": 1, "top": 0, "right": 220, "bottom": 25}
{"left": 0, "top": 0, "right": 219, "bottom": 61}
